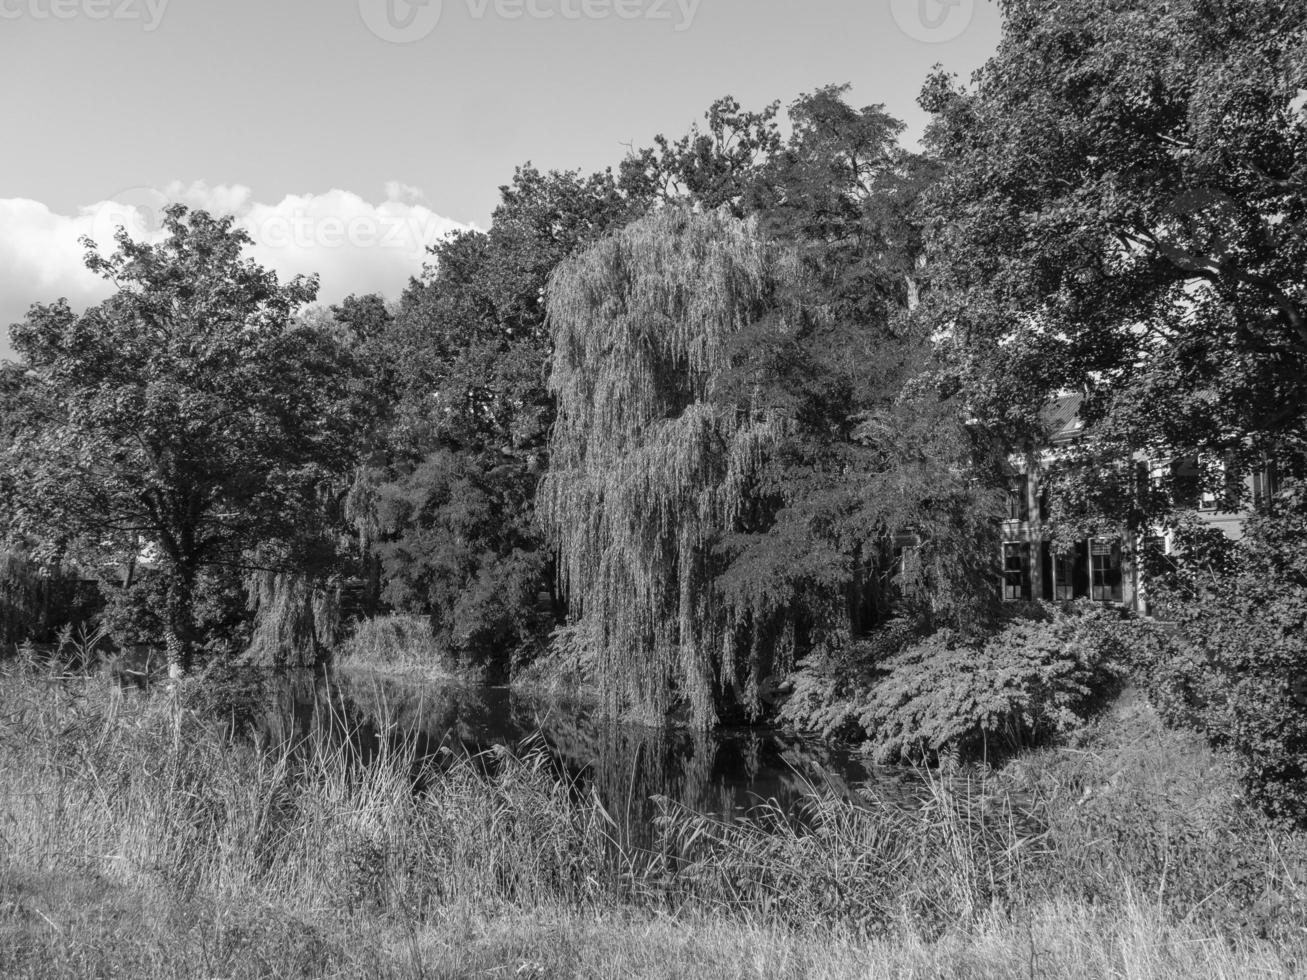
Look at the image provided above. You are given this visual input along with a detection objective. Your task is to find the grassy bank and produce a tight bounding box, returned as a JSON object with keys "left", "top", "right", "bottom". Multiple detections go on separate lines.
{"left": 0, "top": 665, "right": 1303, "bottom": 978}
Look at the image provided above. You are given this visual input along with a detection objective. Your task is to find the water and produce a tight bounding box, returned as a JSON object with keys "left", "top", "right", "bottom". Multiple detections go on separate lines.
{"left": 238, "top": 670, "right": 917, "bottom": 848}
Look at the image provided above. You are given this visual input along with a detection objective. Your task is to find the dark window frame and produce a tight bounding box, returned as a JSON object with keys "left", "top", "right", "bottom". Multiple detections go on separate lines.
{"left": 1003, "top": 542, "right": 1032, "bottom": 601}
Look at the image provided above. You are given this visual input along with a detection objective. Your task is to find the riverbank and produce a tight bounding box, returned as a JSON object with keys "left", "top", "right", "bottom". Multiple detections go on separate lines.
{"left": 0, "top": 665, "right": 1303, "bottom": 978}
{"left": 2, "top": 881, "right": 1294, "bottom": 979}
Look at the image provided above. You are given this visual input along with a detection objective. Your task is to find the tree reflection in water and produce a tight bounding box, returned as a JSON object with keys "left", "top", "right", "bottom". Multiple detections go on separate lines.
{"left": 239, "top": 670, "right": 887, "bottom": 851}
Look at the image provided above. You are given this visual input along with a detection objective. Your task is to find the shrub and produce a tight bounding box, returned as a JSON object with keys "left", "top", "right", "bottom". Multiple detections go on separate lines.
{"left": 782, "top": 606, "right": 1136, "bottom": 764}
{"left": 861, "top": 606, "right": 1128, "bottom": 764}
{"left": 333, "top": 613, "right": 451, "bottom": 672}
{"left": 99, "top": 566, "right": 251, "bottom": 663}
{"left": 1137, "top": 483, "right": 1307, "bottom": 825}
{"left": 778, "top": 620, "right": 924, "bottom": 740}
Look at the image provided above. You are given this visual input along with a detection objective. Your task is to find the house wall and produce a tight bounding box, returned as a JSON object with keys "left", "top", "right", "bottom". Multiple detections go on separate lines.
{"left": 1001, "top": 446, "right": 1268, "bottom": 612}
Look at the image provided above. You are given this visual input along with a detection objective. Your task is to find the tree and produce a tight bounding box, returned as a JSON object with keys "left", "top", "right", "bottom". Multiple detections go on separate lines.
{"left": 618, "top": 95, "right": 783, "bottom": 212}
{"left": 542, "top": 209, "right": 809, "bottom": 727}
{"left": 353, "top": 165, "right": 653, "bottom": 672}
{"left": 920, "top": 0, "right": 1307, "bottom": 521}
{"left": 1139, "top": 480, "right": 1307, "bottom": 824}
{"left": 542, "top": 208, "right": 1002, "bottom": 728}
{"left": 1, "top": 206, "right": 361, "bottom": 676}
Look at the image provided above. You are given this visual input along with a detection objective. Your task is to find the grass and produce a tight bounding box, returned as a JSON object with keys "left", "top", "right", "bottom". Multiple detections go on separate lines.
{"left": 332, "top": 613, "right": 472, "bottom": 680}
{"left": 0, "top": 663, "right": 1304, "bottom": 978}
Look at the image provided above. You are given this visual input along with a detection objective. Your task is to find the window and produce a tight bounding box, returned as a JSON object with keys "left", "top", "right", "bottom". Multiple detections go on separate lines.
{"left": 1006, "top": 475, "right": 1030, "bottom": 521}
{"left": 1199, "top": 458, "right": 1223, "bottom": 511}
{"left": 1052, "top": 553, "right": 1077, "bottom": 601}
{"left": 1170, "top": 456, "right": 1201, "bottom": 509}
{"left": 1253, "top": 462, "right": 1280, "bottom": 510}
{"left": 1090, "top": 539, "right": 1123, "bottom": 603}
{"left": 1003, "top": 543, "right": 1031, "bottom": 601}
{"left": 897, "top": 545, "right": 922, "bottom": 597}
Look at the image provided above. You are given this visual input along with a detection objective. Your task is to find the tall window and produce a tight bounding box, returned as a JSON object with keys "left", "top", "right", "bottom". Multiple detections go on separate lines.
{"left": 1170, "top": 456, "right": 1202, "bottom": 509}
{"left": 1006, "top": 475, "right": 1030, "bottom": 521}
{"left": 1053, "top": 553, "right": 1076, "bottom": 601}
{"left": 1003, "top": 543, "right": 1031, "bottom": 601}
{"left": 897, "top": 545, "right": 922, "bottom": 597}
{"left": 1253, "top": 463, "right": 1279, "bottom": 509}
{"left": 1090, "top": 539, "right": 1123, "bottom": 603}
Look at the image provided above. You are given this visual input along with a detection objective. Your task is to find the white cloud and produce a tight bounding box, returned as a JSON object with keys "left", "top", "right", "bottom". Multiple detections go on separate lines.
{"left": 1, "top": 183, "right": 473, "bottom": 361}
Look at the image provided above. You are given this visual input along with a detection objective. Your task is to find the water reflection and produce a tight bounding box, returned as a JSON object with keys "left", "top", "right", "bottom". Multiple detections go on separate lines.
{"left": 236, "top": 670, "right": 906, "bottom": 848}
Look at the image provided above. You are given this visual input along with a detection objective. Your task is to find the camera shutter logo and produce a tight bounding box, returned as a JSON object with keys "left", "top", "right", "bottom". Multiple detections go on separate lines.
{"left": 890, "top": 0, "right": 975, "bottom": 43}
{"left": 359, "top": 0, "right": 443, "bottom": 43}
{"left": 88, "top": 187, "right": 170, "bottom": 252}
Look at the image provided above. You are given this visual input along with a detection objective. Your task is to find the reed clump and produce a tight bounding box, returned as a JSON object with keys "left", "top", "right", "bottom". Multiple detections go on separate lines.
{"left": 0, "top": 664, "right": 1303, "bottom": 978}
{"left": 332, "top": 613, "right": 454, "bottom": 674}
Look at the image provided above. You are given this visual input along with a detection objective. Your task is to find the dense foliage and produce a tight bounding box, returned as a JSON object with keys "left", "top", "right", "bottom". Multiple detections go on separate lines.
{"left": 1, "top": 207, "right": 363, "bottom": 674}
{"left": 782, "top": 605, "right": 1135, "bottom": 764}
{"left": 921, "top": 0, "right": 1307, "bottom": 525}
{"left": 2, "top": 0, "right": 1305, "bottom": 832}
{"left": 1134, "top": 485, "right": 1307, "bottom": 824}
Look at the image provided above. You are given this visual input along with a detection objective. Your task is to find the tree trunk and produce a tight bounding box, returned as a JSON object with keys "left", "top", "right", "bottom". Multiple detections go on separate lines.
{"left": 164, "top": 566, "right": 197, "bottom": 680}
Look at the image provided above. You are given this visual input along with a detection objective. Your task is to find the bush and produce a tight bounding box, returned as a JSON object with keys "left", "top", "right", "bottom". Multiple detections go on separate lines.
{"left": 333, "top": 613, "right": 451, "bottom": 672}
{"left": 777, "top": 620, "right": 924, "bottom": 741}
{"left": 1, "top": 549, "right": 100, "bottom": 647}
{"left": 862, "top": 606, "right": 1129, "bottom": 764}
{"left": 99, "top": 566, "right": 250, "bottom": 663}
{"left": 782, "top": 605, "right": 1136, "bottom": 764}
{"left": 1137, "top": 484, "right": 1307, "bottom": 825}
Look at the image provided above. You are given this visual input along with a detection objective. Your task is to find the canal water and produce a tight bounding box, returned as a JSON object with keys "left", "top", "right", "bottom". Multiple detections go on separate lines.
{"left": 240, "top": 670, "right": 919, "bottom": 848}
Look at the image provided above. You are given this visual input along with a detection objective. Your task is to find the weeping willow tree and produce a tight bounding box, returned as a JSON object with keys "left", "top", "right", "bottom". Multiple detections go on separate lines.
{"left": 244, "top": 571, "right": 341, "bottom": 668}
{"left": 541, "top": 209, "right": 827, "bottom": 729}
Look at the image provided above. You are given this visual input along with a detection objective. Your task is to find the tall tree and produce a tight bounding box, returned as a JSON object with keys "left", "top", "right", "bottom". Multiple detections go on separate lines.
{"left": 542, "top": 208, "right": 1001, "bottom": 728}
{"left": 921, "top": 0, "right": 1307, "bottom": 521}
{"left": 543, "top": 209, "right": 808, "bottom": 727}
{"left": 1, "top": 207, "right": 360, "bottom": 676}
{"left": 354, "top": 165, "right": 649, "bottom": 669}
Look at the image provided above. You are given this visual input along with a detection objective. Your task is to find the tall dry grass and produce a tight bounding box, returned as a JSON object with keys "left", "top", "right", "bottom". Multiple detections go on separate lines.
{"left": 332, "top": 613, "right": 457, "bottom": 675}
{"left": 0, "top": 665, "right": 1303, "bottom": 978}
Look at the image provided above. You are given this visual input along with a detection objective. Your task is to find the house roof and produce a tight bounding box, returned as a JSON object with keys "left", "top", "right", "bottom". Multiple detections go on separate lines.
{"left": 1040, "top": 393, "right": 1085, "bottom": 443}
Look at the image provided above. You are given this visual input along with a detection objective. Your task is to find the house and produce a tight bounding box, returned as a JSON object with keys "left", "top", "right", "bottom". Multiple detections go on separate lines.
{"left": 999, "top": 395, "right": 1274, "bottom": 613}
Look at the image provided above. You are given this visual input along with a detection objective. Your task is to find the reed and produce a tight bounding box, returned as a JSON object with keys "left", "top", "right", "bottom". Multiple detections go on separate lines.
{"left": 332, "top": 613, "right": 455, "bottom": 674}
{"left": 0, "top": 665, "right": 1303, "bottom": 978}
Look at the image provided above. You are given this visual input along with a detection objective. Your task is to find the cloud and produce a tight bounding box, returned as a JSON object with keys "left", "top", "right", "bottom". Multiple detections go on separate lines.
{"left": 1, "top": 183, "right": 473, "bottom": 361}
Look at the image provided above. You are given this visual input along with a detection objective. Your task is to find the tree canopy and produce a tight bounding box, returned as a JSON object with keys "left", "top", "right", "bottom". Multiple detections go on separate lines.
{"left": 922, "top": 0, "right": 1307, "bottom": 524}
{"left": 1, "top": 206, "right": 362, "bottom": 674}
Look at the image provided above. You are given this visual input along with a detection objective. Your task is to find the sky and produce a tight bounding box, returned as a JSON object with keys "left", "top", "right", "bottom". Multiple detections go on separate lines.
{"left": 0, "top": 0, "right": 1003, "bottom": 361}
